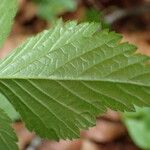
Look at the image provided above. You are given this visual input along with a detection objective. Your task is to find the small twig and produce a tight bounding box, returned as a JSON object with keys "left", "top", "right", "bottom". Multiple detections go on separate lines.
{"left": 26, "top": 137, "right": 42, "bottom": 150}
{"left": 105, "top": 3, "right": 150, "bottom": 24}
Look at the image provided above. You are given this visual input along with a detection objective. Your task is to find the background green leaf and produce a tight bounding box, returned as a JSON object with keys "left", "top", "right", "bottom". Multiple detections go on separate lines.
{"left": 33, "top": 0, "right": 77, "bottom": 21}
{"left": 0, "top": 94, "right": 19, "bottom": 121}
{"left": 84, "top": 8, "right": 109, "bottom": 29}
{"left": 0, "top": 0, "right": 17, "bottom": 48}
{"left": 0, "top": 108, "right": 19, "bottom": 150}
{"left": 124, "top": 107, "right": 150, "bottom": 149}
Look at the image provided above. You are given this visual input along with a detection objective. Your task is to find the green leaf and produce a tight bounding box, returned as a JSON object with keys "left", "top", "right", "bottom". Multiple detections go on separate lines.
{"left": 0, "top": 107, "right": 19, "bottom": 150}
{"left": 33, "top": 0, "right": 77, "bottom": 21}
{"left": 0, "top": 0, "right": 17, "bottom": 48}
{"left": 124, "top": 107, "right": 150, "bottom": 149}
{"left": 84, "top": 8, "right": 109, "bottom": 29}
{"left": 0, "top": 94, "right": 19, "bottom": 121}
{"left": 0, "top": 20, "right": 150, "bottom": 140}
{"left": 84, "top": 8, "right": 100, "bottom": 23}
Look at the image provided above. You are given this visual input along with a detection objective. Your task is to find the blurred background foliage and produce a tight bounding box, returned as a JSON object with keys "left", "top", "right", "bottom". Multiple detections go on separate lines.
{"left": 124, "top": 107, "right": 150, "bottom": 150}
{"left": 32, "top": 0, "right": 77, "bottom": 21}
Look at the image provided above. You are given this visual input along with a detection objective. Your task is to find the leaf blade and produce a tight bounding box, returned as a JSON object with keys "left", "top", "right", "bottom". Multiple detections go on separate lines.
{"left": 0, "top": 0, "right": 17, "bottom": 48}
{"left": 0, "top": 21, "right": 150, "bottom": 140}
{"left": 0, "top": 107, "right": 19, "bottom": 150}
